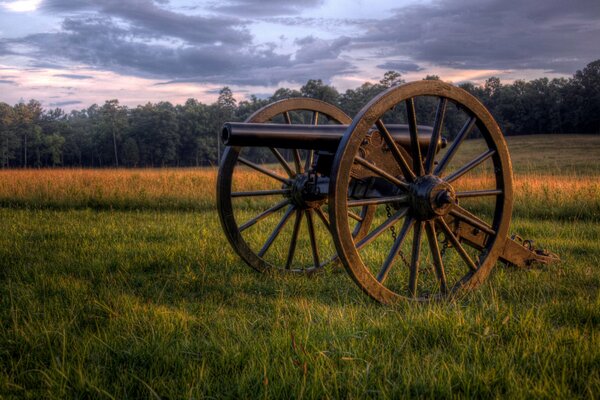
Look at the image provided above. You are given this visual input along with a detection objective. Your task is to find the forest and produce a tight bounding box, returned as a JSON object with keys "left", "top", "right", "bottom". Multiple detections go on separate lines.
{"left": 0, "top": 59, "right": 599, "bottom": 168}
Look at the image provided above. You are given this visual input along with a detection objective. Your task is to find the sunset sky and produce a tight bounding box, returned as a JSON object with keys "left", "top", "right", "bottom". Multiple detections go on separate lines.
{"left": 0, "top": 0, "right": 598, "bottom": 109}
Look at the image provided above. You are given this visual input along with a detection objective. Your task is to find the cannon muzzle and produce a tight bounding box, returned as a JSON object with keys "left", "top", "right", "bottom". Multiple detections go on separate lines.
{"left": 222, "top": 123, "right": 444, "bottom": 153}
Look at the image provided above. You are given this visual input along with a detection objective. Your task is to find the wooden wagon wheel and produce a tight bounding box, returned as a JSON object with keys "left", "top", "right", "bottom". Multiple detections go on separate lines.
{"left": 217, "top": 98, "right": 375, "bottom": 273}
{"left": 329, "top": 81, "right": 514, "bottom": 303}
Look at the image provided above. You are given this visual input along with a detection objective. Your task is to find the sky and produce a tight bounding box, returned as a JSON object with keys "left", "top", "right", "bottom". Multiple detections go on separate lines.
{"left": 0, "top": 0, "right": 598, "bottom": 110}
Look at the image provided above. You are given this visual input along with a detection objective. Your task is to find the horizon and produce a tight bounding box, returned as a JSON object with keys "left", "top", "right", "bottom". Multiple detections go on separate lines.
{"left": 1, "top": 0, "right": 598, "bottom": 110}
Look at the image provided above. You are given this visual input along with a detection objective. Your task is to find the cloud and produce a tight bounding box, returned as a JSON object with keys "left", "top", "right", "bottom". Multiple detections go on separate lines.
{"left": 8, "top": 13, "right": 352, "bottom": 86}
{"left": 376, "top": 61, "right": 423, "bottom": 73}
{"left": 0, "top": 79, "right": 18, "bottom": 85}
{"left": 353, "top": 0, "right": 600, "bottom": 73}
{"left": 53, "top": 74, "right": 94, "bottom": 80}
{"left": 48, "top": 100, "right": 82, "bottom": 107}
{"left": 0, "top": 0, "right": 42, "bottom": 12}
{"left": 212, "top": 0, "right": 324, "bottom": 16}
{"left": 41, "top": 0, "right": 251, "bottom": 45}
{"left": 28, "top": 61, "right": 67, "bottom": 69}
{"left": 0, "top": 40, "right": 16, "bottom": 56}
{"left": 3, "top": 0, "right": 598, "bottom": 94}
{"left": 294, "top": 35, "right": 350, "bottom": 63}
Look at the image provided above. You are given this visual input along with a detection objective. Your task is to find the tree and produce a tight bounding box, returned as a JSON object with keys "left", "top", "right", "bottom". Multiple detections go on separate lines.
{"left": 0, "top": 102, "right": 17, "bottom": 168}
{"left": 339, "top": 82, "right": 385, "bottom": 117}
{"left": 13, "top": 100, "right": 43, "bottom": 168}
{"left": 270, "top": 88, "right": 302, "bottom": 101}
{"left": 98, "top": 100, "right": 128, "bottom": 167}
{"left": 0, "top": 59, "right": 597, "bottom": 168}
{"left": 380, "top": 71, "right": 404, "bottom": 87}
{"left": 42, "top": 134, "right": 65, "bottom": 166}
{"left": 121, "top": 137, "right": 139, "bottom": 167}
{"left": 300, "top": 79, "right": 339, "bottom": 104}
{"left": 484, "top": 77, "right": 502, "bottom": 98}
{"left": 572, "top": 60, "right": 600, "bottom": 133}
{"left": 213, "top": 87, "right": 237, "bottom": 164}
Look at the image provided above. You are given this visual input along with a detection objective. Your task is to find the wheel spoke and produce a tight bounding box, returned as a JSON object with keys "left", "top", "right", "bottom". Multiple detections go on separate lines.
{"left": 304, "top": 150, "right": 314, "bottom": 172}
{"left": 449, "top": 205, "right": 495, "bottom": 236}
{"left": 424, "top": 98, "right": 447, "bottom": 174}
{"left": 283, "top": 111, "right": 303, "bottom": 174}
{"left": 355, "top": 208, "right": 408, "bottom": 252}
{"left": 436, "top": 218, "right": 478, "bottom": 272}
{"left": 232, "top": 189, "right": 291, "bottom": 197}
{"left": 258, "top": 206, "right": 295, "bottom": 257}
{"left": 285, "top": 210, "right": 302, "bottom": 269}
{"left": 444, "top": 149, "right": 495, "bottom": 183}
{"left": 425, "top": 221, "right": 448, "bottom": 294}
{"left": 408, "top": 222, "right": 424, "bottom": 297}
{"left": 238, "top": 157, "right": 290, "bottom": 184}
{"left": 355, "top": 156, "right": 409, "bottom": 190}
{"left": 305, "top": 210, "right": 320, "bottom": 269}
{"left": 348, "top": 209, "right": 364, "bottom": 222}
{"left": 270, "top": 147, "right": 294, "bottom": 177}
{"left": 304, "top": 111, "right": 318, "bottom": 172}
{"left": 406, "top": 98, "right": 424, "bottom": 176}
{"left": 293, "top": 149, "right": 303, "bottom": 174}
{"left": 315, "top": 206, "right": 331, "bottom": 232}
{"left": 376, "top": 119, "right": 416, "bottom": 182}
{"left": 434, "top": 116, "right": 476, "bottom": 176}
{"left": 347, "top": 194, "right": 409, "bottom": 207}
{"left": 311, "top": 111, "right": 319, "bottom": 125}
{"left": 456, "top": 189, "right": 502, "bottom": 198}
{"left": 239, "top": 199, "right": 290, "bottom": 232}
{"left": 377, "top": 217, "right": 414, "bottom": 283}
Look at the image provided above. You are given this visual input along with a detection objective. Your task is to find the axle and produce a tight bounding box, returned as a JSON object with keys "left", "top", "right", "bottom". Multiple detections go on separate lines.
{"left": 222, "top": 123, "right": 444, "bottom": 153}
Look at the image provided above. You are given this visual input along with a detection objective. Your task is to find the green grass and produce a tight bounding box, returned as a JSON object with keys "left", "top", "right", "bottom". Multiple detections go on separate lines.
{"left": 1, "top": 134, "right": 600, "bottom": 398}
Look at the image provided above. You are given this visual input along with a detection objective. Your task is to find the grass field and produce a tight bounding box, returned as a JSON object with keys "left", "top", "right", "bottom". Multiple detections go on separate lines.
{"left": 0, "top": 135, "right": 599, "bottom": 398}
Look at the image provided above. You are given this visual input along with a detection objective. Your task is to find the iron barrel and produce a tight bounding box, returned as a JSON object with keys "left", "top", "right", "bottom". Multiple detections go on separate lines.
{"left": 221, "top": 122, "right": 445, "bottom": 153}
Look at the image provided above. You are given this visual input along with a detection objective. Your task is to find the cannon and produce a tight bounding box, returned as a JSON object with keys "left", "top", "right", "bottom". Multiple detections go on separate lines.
{"left": 216, "top": 80, "right": 558, "bottom": 304}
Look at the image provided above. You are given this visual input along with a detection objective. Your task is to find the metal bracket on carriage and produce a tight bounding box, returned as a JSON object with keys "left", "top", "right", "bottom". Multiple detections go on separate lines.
{"left": 443, "top": 216, "right": 560, "bottom": 268}
{"left": 501, "top": 234, "right": 561, "bottom": 267}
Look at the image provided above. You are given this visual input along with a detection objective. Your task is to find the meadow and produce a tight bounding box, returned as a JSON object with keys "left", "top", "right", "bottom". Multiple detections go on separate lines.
{"left": 0, "top": 134, "right": 599, "bottom": 398}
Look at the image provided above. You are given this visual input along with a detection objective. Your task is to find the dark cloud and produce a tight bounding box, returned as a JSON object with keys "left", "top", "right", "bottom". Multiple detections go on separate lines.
{"left": 212, "top": 0, "right": 324, "bottom": 16}
{"left": 29, "top": 61, "right": 68, "bottom": 69}
{"left": 0, "top": 79, "right": 18, "bottom": 85}
{"left": 376, "top": 61, "right": 423, "bottom": 73}
{"left": 48, "top": 100, "right": 83, "bottom": 107}
{"left": 0, "top": 40, "right": 15, "bottom": 56}
{"left": 264, "top": 16, "right": 371, "bottom": 27}
{"left": 294, "top": 35, "right": 350, "bottom": 63}
{"left": 3, "top": 0, "right": 595, "bottom": 91}
{"left": 11, "top": 16, "right": 349, "bottom": 86}
{"left": 41, "top": 0, "right": 251, "bottom": 45}
{"left": 0, "top": 0, "right": 352, "bottom": 86}
{"left": 54, "top": 74, "right": 94, "bottom": 80}
{"left": 205, "top": 88, "right": 248, "bottom": 94}
{"left": 354, "top": 0, "right": 600, "bottom": 73}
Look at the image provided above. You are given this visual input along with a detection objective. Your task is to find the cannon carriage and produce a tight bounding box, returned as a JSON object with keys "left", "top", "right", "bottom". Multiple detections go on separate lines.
{"left": 216, "top": 80, "right": 558, "bottom": 304}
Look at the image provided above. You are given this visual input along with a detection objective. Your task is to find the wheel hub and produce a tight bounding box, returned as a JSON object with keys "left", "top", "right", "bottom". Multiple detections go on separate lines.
{"left": 409, "top": 175, "right": 456, "bottom": 220}
{"left": 288, "top": 174, "right": 326, "bottom": 209}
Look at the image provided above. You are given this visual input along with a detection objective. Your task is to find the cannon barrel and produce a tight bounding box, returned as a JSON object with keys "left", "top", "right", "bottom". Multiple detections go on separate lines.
{"left": 222, "top": 123, "right": 443, "bottom": 152}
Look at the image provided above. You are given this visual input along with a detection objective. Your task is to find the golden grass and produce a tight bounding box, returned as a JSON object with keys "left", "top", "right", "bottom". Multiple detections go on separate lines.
{"left": 0, "top": 167, "right": 597, "bottom": 219}
{"left": 0, "top": 168, "right": 218, "bottom": 206}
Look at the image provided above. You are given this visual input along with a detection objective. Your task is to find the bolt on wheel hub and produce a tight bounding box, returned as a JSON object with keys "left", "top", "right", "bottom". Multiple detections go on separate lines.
{"left": 288, "top": 174, "right": 326, "bottom": 210}
{"left": 409, "top": 175, "right": 456, "bottom": 220}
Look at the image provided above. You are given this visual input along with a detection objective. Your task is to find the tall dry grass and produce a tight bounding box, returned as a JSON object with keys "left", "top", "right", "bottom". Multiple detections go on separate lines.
{"left": 0, "top": 168, "right": 219, "bottom": 210}
{"left": 0, "top": 167, "right": 597, "bottom": 219}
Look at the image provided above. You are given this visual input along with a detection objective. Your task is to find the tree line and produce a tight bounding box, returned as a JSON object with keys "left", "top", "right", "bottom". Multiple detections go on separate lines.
{"left": 0, "top": 60, "right": 598, "bottom": 168}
